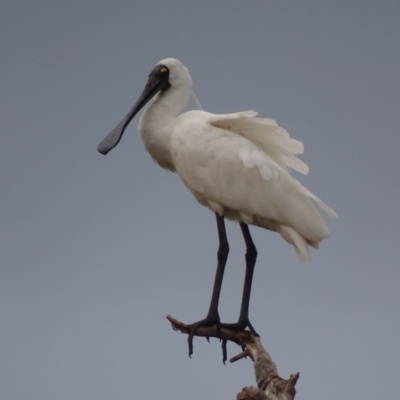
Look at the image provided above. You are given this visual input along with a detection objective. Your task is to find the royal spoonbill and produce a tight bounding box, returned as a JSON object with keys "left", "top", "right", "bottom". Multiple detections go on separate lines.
{"left": 97, "top": 58, "right": 336, "bottom": 357}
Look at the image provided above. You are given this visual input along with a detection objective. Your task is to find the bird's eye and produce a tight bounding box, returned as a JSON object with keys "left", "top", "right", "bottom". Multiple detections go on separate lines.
{"left": 160, "top": 67, "right": 168, "bottom": 74}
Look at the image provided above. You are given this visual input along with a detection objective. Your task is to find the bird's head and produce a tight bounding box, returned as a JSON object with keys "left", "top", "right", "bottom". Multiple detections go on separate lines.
{"left": 97, "top": 57, "right": 191, "bottom": 155}
{"left": 156, "top": 58, "right": 193, "bottom": 89}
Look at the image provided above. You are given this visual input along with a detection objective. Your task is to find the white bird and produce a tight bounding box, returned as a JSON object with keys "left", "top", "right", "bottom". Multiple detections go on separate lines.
{"left": 97, "top": 58, "right": 336, "bottom": 358}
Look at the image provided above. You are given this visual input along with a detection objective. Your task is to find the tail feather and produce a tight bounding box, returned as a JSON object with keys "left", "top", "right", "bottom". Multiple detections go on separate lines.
{"left": 293, "top": 179, "right": 338, "bottom": 218}
{"left": 277, "top": 225, "right": 311, "bottom": 264}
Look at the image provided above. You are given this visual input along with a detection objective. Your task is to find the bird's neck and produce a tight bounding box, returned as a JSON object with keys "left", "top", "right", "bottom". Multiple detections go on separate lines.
{"left": 139, "top": 85, "right": 191, "bottom": 171}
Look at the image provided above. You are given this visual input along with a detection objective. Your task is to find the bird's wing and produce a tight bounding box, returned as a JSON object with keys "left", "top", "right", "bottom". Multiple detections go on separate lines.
{"left": 209, "top": 111, "right": 309, "bottom": 175}
{"left": 170, "top": 115, "right": 335, "bottom": 262}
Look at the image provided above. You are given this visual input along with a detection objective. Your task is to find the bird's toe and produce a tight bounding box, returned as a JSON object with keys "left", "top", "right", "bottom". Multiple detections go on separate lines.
{"left": 220, "top": 318, "right": 259, "bottom": 337}
{"left": 187, "top": 313, "right": 221, "bottom": 357}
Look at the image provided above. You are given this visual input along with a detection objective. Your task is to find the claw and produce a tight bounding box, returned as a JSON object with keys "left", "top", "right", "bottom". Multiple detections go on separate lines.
{"left": 221, "top": 339, "right": 228, "bottom": 364}
{"left": 188, "top": 321, "right": 201, "bottom": 357}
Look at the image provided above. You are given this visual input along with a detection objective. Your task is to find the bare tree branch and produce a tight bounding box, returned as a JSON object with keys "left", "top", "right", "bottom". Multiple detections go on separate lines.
{"left": 167, "top": 315, "right": 299, "bottom": 400}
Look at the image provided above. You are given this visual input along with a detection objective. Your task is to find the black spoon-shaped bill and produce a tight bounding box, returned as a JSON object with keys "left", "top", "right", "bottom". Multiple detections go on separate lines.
{"left": 97, "top": 69, "right": 170, "bottom": 155}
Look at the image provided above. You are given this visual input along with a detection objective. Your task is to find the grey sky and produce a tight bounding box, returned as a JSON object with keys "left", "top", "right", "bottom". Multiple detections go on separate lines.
{"left": 1, "top": 1, "right": 399, "bottom": 399}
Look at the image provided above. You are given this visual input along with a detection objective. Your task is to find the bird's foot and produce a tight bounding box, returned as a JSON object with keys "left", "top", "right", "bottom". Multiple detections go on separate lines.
{"left": 220, "top": 318, "right": 259, "bottom": 337}
{"left": 187, "top": 311, "right": 220, "bottom": 358}
{"left": 218, "top": 320, "right": 259, "bottom": 363}
{"left": 187, "top": 315, "right": 259, "bottom": 363}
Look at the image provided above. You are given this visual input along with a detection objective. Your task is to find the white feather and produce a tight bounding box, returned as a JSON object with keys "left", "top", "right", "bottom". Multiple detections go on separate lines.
{"left": 132, "top": 58, "right": 335, "bottom": 262}
{"left": 210, "top": 112, "right": 309, "bottom": 175}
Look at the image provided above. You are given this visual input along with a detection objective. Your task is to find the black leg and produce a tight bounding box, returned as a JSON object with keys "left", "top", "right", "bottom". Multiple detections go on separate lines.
{"left": 187, "top": 213, "right": 229, "bottom": 357}
{"left": 221, "top": 223, "right": 259, "bottom": 336}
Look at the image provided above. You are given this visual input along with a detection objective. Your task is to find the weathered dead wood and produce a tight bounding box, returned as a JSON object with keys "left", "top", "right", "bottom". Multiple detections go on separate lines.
{"left": 167, "top": 315, "right": 299, "bottom": 400}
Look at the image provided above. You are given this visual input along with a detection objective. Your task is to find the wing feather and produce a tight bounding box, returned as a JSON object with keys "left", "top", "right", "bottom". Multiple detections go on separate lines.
{"left": 209, "top": 111, "right": 309, "bottom": 175}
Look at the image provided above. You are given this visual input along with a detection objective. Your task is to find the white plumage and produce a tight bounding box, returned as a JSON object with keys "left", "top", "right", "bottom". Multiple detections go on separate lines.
{"left": 97, "top": 57, "right": 337, "bottom": 356}
{"left": 135, "top": 58, "right": 336, "bottom": 263}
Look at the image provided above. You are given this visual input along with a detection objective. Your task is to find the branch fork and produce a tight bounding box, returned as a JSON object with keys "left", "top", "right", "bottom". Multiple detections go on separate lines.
{"left": 167, "top": 315, "right": 299, "bottom": 400}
